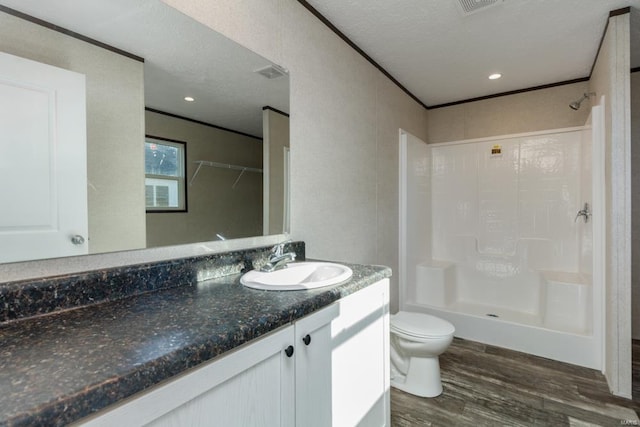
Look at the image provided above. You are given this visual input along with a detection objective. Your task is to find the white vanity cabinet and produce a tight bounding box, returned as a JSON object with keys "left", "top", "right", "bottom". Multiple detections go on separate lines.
{"left": 331, "top": 278, "right": 390, "bottom": 426}
{"left": 77, "top": 279, "right": 389, "bottom": 427}
{"left": 78, "top": 323, "right": 297, "bottom": 427}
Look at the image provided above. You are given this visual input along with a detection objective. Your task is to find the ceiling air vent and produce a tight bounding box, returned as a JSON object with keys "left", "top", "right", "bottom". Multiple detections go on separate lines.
{"left": 456, "top": 0, "right": 504, "bottom": 16}
{"left": 254, "top": 64, "right": 288, "bottom": 79}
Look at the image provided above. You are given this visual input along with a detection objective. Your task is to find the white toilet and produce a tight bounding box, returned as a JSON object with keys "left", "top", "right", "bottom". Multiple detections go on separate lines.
{"left": 390, "top": 311, "right": 455, "bottom": 398}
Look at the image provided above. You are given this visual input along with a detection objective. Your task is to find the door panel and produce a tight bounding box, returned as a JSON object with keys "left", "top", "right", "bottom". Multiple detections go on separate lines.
{"left": 0, "top": 51, "right": 87, "bottom": 262}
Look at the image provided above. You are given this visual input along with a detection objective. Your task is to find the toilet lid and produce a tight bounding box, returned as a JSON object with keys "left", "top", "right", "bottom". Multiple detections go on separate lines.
{"left": 391, "top": 311, "right": 455, "bottom": 338}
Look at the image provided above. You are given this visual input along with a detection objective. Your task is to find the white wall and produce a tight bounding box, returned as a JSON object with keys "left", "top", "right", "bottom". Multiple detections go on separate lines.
{"left": 589, "top": 12, "right": 632, "bottom": 398}
{"left": 162, "top": 0, "right": 429, "bottom": 313}
{"left": 427, "top": 81, "right": 592, "bottom": 143}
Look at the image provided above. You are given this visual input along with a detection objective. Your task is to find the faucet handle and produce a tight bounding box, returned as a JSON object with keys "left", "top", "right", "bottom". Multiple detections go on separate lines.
{"left": 271, "top": 240, "right": 292, "bottom": 257}
{"left": 271, "top": 242, "right": 284, "bottom": 257}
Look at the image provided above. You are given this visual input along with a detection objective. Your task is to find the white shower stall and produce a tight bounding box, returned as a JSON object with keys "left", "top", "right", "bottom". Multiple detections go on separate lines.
{"left": 399, "top": 109, "right": 605, "bottom": 369}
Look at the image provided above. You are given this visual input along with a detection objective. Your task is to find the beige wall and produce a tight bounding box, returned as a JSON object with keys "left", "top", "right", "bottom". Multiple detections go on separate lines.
{"left": 590, "top": 13, "right": 632, "bottom": 398}
{"left": 163, "top": 0, "right": 429, "bottom": 313}
{"left": 632, "top": 71, "right": 640, "bottom": 341}
{"left": 0, "top": 11, "right": 146, "bottom": 255}
{"left": 145, "top": 111, "right": 263, "bottom": 247}
{"left": 263, "top": 109, "right": 290, "bottom": 235}
{"left": 427, "top": 81, "right": 591, "bottom": 143}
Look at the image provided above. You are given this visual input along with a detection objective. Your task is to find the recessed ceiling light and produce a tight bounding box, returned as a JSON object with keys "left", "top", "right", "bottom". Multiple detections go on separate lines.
{"left": 488, "top": 73, "right": 502, "bottom": 80}
{"left": 184, "top": 96, "right": 195, "bottom": 102}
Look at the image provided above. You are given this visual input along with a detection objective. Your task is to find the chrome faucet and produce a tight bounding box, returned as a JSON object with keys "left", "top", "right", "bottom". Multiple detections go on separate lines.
{"left": 260, "top": 242, "right": 296, "bottom": 272}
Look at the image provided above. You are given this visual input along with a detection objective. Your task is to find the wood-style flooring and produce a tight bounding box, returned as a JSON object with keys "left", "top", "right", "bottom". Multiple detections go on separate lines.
{"left": 391, "top": 338, "right": 640, "bottom": 426}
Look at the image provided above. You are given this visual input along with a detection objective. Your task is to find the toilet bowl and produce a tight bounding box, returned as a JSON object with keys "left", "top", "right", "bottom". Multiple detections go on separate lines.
{"left": 390, "top": 311, "right": 455, "bottom": 398}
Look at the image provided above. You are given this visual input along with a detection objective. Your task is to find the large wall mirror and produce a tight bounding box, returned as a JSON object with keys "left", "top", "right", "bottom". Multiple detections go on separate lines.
{"left": 0, "top": 0, "right": 290, "bottom": 266}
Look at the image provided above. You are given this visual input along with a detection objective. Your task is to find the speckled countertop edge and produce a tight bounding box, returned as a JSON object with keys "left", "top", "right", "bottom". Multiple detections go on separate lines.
{"left": 0, "top": 242, "right": 305, "bottom": 323}
{"left": 0, "top": 260, "right": 391, "bottom": 426}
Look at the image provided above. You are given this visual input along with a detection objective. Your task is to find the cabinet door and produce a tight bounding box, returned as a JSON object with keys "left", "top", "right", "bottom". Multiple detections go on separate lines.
{"left": 78, "top": 326, "right": 295, "bottom": 427}
{"left": 294, "top": 304, "right": 339, "bottom": 427}
{"left": 331, "top": 279, "right": 390, "bottom": 427}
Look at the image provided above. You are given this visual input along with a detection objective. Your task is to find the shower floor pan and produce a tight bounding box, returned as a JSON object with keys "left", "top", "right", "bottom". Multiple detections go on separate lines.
{"left": 404, "top": 300, "right": 600, "bottom": 370}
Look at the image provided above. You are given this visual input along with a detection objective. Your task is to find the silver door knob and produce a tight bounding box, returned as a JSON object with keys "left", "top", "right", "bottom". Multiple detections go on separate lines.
{"left": 71, "top": 235, "right": 85, "bottom": 245}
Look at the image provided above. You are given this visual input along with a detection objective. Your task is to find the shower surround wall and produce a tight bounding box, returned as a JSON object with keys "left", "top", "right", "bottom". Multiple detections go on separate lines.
{"left": 403, "top": 126, "right": 602, "bottom": 369}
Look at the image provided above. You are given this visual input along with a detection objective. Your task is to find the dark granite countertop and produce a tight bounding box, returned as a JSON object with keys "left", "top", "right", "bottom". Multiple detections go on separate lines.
{"left": 0, "top": 261, "right": 391, "bottom": 426}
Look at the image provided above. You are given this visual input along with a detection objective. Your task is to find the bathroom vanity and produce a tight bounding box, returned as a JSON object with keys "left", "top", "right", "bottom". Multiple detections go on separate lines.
{"left": 0, "top": 244, "right": 391, "bottom": 426}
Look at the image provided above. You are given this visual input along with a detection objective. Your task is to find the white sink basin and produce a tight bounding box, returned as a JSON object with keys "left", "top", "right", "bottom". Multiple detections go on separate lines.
{"left": 240, "top": 261, "right": 353, "bottom": 291}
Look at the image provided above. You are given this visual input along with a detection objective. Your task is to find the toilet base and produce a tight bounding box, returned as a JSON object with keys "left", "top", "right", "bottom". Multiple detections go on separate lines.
{"left": 390, "top": 356, "right": 443, "bottom": 398}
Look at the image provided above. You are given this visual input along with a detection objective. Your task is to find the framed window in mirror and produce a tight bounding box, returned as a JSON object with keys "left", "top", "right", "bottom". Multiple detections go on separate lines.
{"left": 145, "top": 136, "right": 187, "bottom": 212}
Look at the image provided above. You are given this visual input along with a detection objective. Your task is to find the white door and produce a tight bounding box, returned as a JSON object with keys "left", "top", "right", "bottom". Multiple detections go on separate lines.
{"left": 0, "top": 51, "right": 87, "bottom": 263}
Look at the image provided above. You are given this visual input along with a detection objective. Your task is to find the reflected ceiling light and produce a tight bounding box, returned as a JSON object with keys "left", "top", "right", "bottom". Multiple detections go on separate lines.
{"left": 184, "top": 96, "right": 195, "bottom": 102}
{"left": 488, "top": 73, "right": 502, "bottom": 80}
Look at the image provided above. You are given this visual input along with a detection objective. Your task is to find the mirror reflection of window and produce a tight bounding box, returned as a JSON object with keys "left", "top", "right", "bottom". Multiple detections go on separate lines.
{"left": 145, "top": 136, "right": 187, "bottom": 212}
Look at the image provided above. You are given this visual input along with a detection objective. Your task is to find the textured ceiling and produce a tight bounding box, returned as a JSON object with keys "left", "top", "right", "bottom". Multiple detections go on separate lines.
{"left": 1, "top": 0, "right": 637, "bottom": 118}
{"left": 304, "top": 0, "right": 640, "bottom": 106}
{"left": 0, "top": 0, "right": 289, "bottom": 137}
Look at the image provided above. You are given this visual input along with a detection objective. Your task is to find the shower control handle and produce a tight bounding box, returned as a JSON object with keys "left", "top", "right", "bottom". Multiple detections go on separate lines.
{"left": 574, "top": 203, "right": 590, "bottom": 223}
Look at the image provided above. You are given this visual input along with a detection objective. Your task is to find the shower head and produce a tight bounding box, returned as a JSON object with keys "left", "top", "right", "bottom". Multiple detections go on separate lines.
{"left": 569, "top": 92, "right": 595, "bottom": 111}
